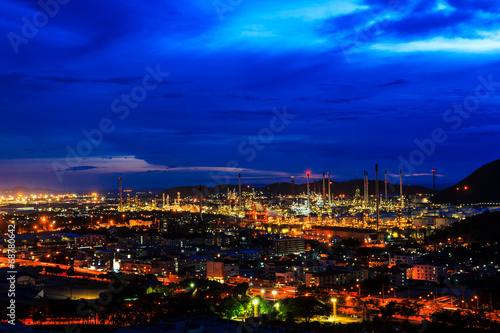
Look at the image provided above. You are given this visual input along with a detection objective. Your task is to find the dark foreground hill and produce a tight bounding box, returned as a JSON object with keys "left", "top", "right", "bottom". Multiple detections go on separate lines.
{"left": 428, "top": 210, "right": 500, "bottom": 243}
{"left": 432, "top": 158, "right": 500, "bottom": 205}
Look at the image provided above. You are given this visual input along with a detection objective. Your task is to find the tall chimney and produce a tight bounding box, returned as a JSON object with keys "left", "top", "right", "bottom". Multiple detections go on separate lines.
{"left": 432, "top": 168, "right": 436, "bottom": 194}
{"left": 291, "top": 176, "right": 295, "bottom": 197}
{"left": 399, "top": 169, "right": 403, "bottom": 207}
{"left": 306, "top": 171, "right": 311, "bottom": 209}
{"left": 238, "top": 173, "right": 242, "bottom": 215}
{"left": 328, "top": 172, "right": 331, "bottom": 206}
{"left": 375, "top": 164, "right": 380, "bottom": 231}
{"left": 322, "top": 172, "right": 326, "bottom": 200}
{"left": 119, "top": 177, "right": 123, "bottom": 212}
{"left": 363, "top": 171, "right": 367, "bottom": 205}
{"left": 384, "top": 170, "right": 388, "bottom": 203}
{"left": 366, "top": 171, "right": 369, "bottom": 203}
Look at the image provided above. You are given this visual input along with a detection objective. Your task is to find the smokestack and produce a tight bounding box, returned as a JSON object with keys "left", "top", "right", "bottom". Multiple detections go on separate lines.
{"left": 375, "top": 164, "right": 380, "bottom": 231}
{"left": 328, "top": 172, "right": 331, "bottom": 206}
{"left": 432, "top": 168, "right": 436, "bottom": 194}
{"left": 322, "top": 172, "right": 326, "bottom": 200}
{"left": 306, "top": 171, "right": 310, "bottom": 209}
{"left": 291, "top": 176, "right": 295, "bottom": 197}
{"left": 366, "top": 172, "right": 369, "bottom": 203}
{"left": 385, "top": 170, "right": 388, "bottom": 203}
{"left": 119, "top": 177, "right": 123, "bottom": 212}
{"left": 238, "top": 173, "right": 242, "bottom": 215}
{"left": 399, "top": 169, "right": 403, "bottom": 207}
{"left": 163, "top": 193, "right": 165, "bottom": 208}
{"left": 363, "top": 171, "right": 367, "bottom": 204}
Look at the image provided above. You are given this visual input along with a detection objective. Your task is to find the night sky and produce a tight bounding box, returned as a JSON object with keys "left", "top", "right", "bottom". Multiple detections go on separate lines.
{"left": 2, "top": 0, "right": 500, "bottom": 191}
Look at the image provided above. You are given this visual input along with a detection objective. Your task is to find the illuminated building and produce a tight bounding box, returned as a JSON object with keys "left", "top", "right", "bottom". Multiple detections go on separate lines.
{"left": 206, "top": 260, "right": 239, "bottom": 283}
{"left": 273, "top": 237, "right": 305, "bottom": 256}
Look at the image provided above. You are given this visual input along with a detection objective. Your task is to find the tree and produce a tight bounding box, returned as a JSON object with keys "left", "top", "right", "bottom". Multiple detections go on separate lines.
{"left": 244, "top": 296, "right": 272, "bottom": 317}
{"left": 429, "top": 309, "right": 500, "bottom": 332}
{"left": 233, "top": 282, "right": 249, "bottom": 298}
{"left": 279, "top": 297, "right": 330, "bottom": 323}
{"left": 66, "top": 265, "right": 75, "bottom": 276}
{"left": 219, "top": 298, "right": 245, "bottom": 319}
{"left": 397, "top": 299, "right": 418, "bottom": 320}
{"left": 380, "top": 301, "right": 398, "bottom": 321}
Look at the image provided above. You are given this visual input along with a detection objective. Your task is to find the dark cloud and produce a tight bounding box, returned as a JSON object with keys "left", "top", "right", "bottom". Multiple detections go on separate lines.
{"left": 0, "top": 0, "right": 499, "bottom": 190}
{"left": 324, "top": 97, "right": 366, "bottom": 103}
{"left": 447, "top": 0, "right": 500, "bottom": 12}
{"left": 377, "top": 79, "right": 410, "bottom": 87}
{"left": 388, "top": 11, "right": 475, "bottom": 37}
{"left": 162, "top": 81, "right": 192, "bottom": 85}
{"left": 163, "top": 92, "right": 184, "bottom": 98}
{"left": 66, "top": 166, "right": 99, "bottom": 172}
{"left": 42, "top": 76, "right": 143, "bottom": 85}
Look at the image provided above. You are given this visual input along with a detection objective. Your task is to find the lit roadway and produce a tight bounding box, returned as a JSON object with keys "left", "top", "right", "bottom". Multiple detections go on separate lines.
{"left": 0, "top": 256, "right": 173, "bottom": 283}
{"left": 0, "top": 256, "right": 104, "bottom": 277}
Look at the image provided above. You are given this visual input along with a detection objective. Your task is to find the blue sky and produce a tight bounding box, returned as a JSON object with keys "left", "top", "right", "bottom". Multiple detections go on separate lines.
{"left": 1, "top": 0, "right": 500, "bottom": 191}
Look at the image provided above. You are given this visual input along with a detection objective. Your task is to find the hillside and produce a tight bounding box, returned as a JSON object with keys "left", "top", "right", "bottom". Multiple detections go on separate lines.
{"left": 428, "top": 210, "right": 500, "bottom": 243}
{"left": 432, "top": 158, "right": 500, "bottom": 204}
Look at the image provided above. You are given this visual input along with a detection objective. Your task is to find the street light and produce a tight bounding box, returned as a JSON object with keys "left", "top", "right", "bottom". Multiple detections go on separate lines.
{"left": 272, "top": 290, "right": 277, "bottom": 302}
{"left": 252, "top": 298, "right": 259, "bottom": 317}
{"left": 474, "top": 295, "right": 479, "bottom": 309}
{"left": 331, "top": 298, "right": 337, "bottom": 318}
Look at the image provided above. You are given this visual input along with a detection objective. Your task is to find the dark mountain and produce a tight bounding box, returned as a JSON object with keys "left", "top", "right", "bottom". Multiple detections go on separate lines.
{"left": 0, "top": 186, "right": 60, "bottom": 196}
{"left": 266, "top": 179, "right": 429, "bottom": 197}
{"left": 161, "top": 179, "right": 431, "bottom": 198}
{"left": 432, "top": 158, "right": 500, "bottom": 205}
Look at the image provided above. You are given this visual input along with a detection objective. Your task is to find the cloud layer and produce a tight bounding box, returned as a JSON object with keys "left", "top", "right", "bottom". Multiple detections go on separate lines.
{"left": 1, "top": 0, "right": 499, "bottom": 190}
